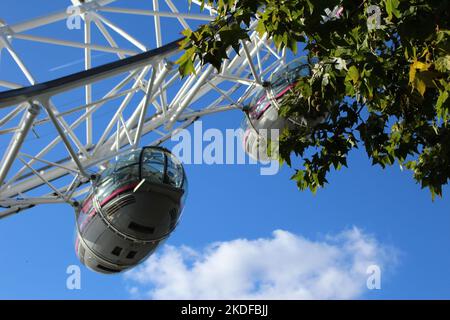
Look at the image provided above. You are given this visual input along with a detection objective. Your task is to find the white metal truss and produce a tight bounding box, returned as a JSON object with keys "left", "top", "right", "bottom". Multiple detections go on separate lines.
{"left": 0, "top": 0, "right": 285, "bottom": 219}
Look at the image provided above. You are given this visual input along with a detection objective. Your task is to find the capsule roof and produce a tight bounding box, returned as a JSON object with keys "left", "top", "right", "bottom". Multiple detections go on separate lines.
{"left": 95, "top": 147, "right": 187, "bottom": 201}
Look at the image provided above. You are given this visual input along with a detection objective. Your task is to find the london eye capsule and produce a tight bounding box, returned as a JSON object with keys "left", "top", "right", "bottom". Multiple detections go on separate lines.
{"left": 74, "top": 147, "right": 188, "bottom": 274}
{"left": 242, "top": 57, "right": 317, "bottom": 161}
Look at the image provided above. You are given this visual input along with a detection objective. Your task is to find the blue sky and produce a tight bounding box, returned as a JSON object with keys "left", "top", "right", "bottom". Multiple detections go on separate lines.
{"left": 0, "top": 1, "right": 449, "bottom": 299}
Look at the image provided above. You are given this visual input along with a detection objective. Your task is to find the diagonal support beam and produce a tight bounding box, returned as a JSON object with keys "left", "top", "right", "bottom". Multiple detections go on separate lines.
{"left": 92, "top": 12, "right": 147, "bottom": 52}
{"left": 0, "top": 103, "right": 40, "bottom": 186}
{"left": 165, "top": 65, "right": 214, "bottom": 129}
{"left": 40, "top": 99, "right": 90, "bottom": 180}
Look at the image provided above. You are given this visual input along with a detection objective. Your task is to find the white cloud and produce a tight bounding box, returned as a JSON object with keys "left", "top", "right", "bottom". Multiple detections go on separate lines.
{"left": 124, "top": 227, "right": 397, "bottom": 300}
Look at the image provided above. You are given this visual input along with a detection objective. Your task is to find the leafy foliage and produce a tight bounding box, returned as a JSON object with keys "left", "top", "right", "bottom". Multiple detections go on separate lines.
{"left": 179, "top": 0, "right": 450, "bottom": 199}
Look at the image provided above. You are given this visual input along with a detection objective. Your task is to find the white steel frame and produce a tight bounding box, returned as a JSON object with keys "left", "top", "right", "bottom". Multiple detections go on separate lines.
{"left": 0, "top": 0, "right": 286, "bottom": 219}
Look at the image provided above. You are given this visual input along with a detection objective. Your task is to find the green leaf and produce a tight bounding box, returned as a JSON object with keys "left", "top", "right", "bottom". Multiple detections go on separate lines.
{"left": 435, "top": 55, "right": 450, "bottom": 73}
{"left": 437, "top": 90, "right": 449, "bottom": 109}
{"left": 176, "top": 0, "right": 450, "bottom": 200}
{"left": 176, "top": 47, "right": 196, "bottom": 77}
{"left": 384, "top": 0, "right": 401, "bottom": 19}
{"left": 348, "top": 66, "right": 360, "bottom": 84}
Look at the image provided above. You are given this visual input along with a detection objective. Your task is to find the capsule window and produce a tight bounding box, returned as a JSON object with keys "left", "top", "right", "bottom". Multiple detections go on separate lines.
{"left": 78, "top": 245, "right": 86, "bottom": 264}
{"left": 126, "top": 251, "right": 137, "bottom": 259}
{"left": 96, "top": 264, "right": 120, "bottom": 273}
{"left": 128, "top": 221, "right": 155, "bottom": 234}
{"left": 111, "top": 246, "right": 123, "bottom": 256}
{"left": 141, "top": 149, "right": 165, "bottom": 184}
{"left": 166, "top": 155, "right": 184, "bottom": 188}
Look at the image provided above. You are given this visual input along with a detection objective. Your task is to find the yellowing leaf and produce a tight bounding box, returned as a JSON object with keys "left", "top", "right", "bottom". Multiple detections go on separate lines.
{"left": 412, "top": 60, "right": 430, "bottom": 71}
{"left": 409, "top": 59, "right": 432, "bottom": 86}
{"left": 409, "top": 64, "right": 416, "bottom": 84}
{"left": 348, "top": 66, "right": 359, "bottom": 84}
{"left": 415, "top": 78, "right": 426, "bottom": 96}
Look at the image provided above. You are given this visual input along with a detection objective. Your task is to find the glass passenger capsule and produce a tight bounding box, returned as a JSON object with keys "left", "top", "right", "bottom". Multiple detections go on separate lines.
{"left": 74, "top": 147, "right": 188, "bottom": 274}
{"left": 242, "top": 57, "right": 314, "bottom": 161}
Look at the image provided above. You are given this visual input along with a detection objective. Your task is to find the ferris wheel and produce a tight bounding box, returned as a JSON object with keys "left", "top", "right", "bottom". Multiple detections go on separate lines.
{"left": 0, "top": 0, "right": 296, "bottom": 273}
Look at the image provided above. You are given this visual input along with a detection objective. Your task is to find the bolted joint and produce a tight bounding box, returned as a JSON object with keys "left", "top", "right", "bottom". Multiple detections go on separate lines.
{"left": 90, "top": 174, "right": 99, "bottom": 182}
{"left": 161, "top": 59, "right": 174, "bottom": 71}
{"left": 262, "top": 81, "right": 271, "bottom": 88}
{"left": 0, "top": 20, "right": 14, "bottom": 40}
{"left": 27, "top": 103, "right": 41, "bottom": 116}
{"left": 242, "top": 105, "right": 251, "bottom": 113}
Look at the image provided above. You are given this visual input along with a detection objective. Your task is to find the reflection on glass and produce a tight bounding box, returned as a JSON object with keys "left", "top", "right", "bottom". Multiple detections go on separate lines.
{"left": 180, "top": 173, "right": 188, "bottom": 209}
{"left": 87, "top": 148, "right": 186, "bottom": 208}
{"left": 77, "top": 194, "right": 96, "bottom": 232}
{"left": 248, "top": 58, "right": 312, "bottom": 120}
{"left": 270, "top": 57, "right": 311, "bottom": 86}
{"left": 114, "top": 150, "right": 141, "bottom": 170}
{"left": 114, "top": 164, "right": 139, "bottom": 185}
{"left": 167, "top": 154, "right": 184, "bottom": 188}
{"left": 141, "top": 149, "right": 165, "bottom": 184}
